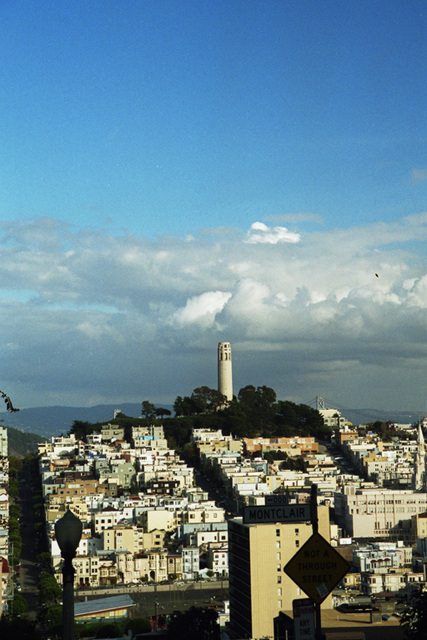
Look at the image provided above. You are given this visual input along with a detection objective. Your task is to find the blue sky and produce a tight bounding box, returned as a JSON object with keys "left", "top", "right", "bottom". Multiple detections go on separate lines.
{"left": 2, "top": 1, "right": 426, "bottom": 235}
{"left": 0, "top": 1, "right": 426, "bottom": 413}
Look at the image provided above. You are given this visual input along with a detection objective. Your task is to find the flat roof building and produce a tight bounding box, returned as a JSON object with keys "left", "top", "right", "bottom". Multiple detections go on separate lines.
{"left": 228, "top": 505, "right": 331, "bottom": 639}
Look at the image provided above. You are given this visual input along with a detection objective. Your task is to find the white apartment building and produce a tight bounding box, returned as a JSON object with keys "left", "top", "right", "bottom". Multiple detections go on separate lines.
{"left": 335, "top": 485, "right": 427, "bottom": 540}
{"left": 182, "top": 547, "right": 200, "bottom": 580}
{"left": 93, "top": 508, "right": 125, "bottom": 534}
{"left": 208, "top": 544, "right": 228, "bottom": 578}
{"left": 0, "top": 427, "right": 7, "bottom": 457}
{"left": 361, "top": 571, "right": 424, "bottom": 595}
{"left": 195, "top": 529, "right": 228, "bottom": 547}
{"left": 208, "top": 544, "right": 229, "bottom": 576}
{"left": 319, "top": 408, "right": 347, "bottom": 428}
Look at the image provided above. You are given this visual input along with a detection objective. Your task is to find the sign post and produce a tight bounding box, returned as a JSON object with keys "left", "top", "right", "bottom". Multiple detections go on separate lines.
{"left": 311, "top": 484, "right": 322, "bottom": 640}
{"left": 293, "top": 598, "right": 315, "bottom": 640}
{"left": 284, "top": 485, "right": 350, "bottom": 640}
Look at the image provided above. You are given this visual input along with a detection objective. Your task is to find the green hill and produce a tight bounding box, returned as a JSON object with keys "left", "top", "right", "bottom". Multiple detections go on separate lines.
{"left": 5, "top": 426, "right": 47, "bottom": 458}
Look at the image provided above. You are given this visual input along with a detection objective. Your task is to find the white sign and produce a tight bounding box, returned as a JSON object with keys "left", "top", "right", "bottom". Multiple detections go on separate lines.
{"left": 242, "top": 504, "right": 311, "bottom": 524}
{"left": 293, "top": 598, "right": 315, "bottom": 640}
{"left": 265, "top": 494, "right": 289, "bottom": 506}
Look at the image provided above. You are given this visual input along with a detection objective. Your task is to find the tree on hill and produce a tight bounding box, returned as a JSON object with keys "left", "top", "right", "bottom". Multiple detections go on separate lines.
{"left": 173, "top": 395, "right": 193, "bottom": 416}
{"left": 170, "top": 385, "right": 329, "bottom": 441}
{"left": 274, "top": 401, "right": 328, "bottom": 439}
{"left": 69, "top": 420, "right": 97, "bottom": 441}
{"left": 63, "top": 386, "right": 328, "bottom": 453}
{"left": 173, "top": 387, "right": 226, "bottom": 416}
{"left": 155, "top": 407, "right": 171, "bottom": 419}
{"left": 219, "top": 385, "right": 277, "bottom": 437}
{"left": 192, "top": 387, "right": 227, "bottom": 413}
{"left": 368, "top": 420, "right": 394, "bottom": 442}
{"left": 141, "top": 400, "right": 157, "bottom": 420}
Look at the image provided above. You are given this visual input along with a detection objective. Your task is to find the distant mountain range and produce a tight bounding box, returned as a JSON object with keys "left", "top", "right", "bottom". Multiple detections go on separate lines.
{"left": 342, "top": 407, "right": 424, "bottom": 428}
{"left": 0, "top": 403, "right": 424, "bottom": 440}
{"left": 0, "top": 403, "right": 146, "bottom": 439}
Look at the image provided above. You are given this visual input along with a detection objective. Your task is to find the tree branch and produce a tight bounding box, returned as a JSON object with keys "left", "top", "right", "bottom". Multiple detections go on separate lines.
{"left": 0, "top": 391, "right": 19, "bottom": 413}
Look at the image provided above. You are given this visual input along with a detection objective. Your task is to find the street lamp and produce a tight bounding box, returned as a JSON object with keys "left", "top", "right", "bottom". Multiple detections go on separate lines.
{"left": 150, "top": 570, "right": 158, "bottom": 631}
{"left": 55, "top": 509, "right": 82, "bottom": 640}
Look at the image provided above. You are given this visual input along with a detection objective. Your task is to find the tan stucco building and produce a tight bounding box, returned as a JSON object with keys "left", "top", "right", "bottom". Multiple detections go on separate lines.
{"left": 228, "top": 505, "right": 331, "bottom": 640}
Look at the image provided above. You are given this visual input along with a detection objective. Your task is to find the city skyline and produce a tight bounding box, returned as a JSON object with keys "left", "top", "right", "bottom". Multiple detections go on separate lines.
{"left": 0, "top": 2, "right": 426, "bottom": 411}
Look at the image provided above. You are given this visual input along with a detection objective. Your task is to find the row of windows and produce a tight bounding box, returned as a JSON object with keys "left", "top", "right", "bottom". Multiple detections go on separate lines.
{"left": 276, "top": 528, "right": 299, "bottom": 536}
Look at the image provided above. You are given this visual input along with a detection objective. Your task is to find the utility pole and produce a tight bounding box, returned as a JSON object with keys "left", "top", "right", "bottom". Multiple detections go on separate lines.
{"left": 310, "top": 485, "right": 322, "bottom": 640}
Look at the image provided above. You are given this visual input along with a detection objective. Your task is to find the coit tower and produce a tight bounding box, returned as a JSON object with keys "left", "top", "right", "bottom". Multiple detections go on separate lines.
{"left": 218, "top": 342, "right": 233, "bottom": 402}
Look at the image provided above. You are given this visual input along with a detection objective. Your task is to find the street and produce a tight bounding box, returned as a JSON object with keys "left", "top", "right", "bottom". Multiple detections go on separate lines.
{"left": 75, "top": 580, "right": 229, "bottom": 617}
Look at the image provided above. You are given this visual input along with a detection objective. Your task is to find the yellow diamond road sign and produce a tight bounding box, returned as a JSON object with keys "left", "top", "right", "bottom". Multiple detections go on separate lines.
{"left": 284, "top": 532, "right": 350, "bottom": 604}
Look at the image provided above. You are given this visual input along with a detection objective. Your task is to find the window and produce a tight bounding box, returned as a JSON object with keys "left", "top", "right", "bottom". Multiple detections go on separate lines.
{"left": 276, "top": 529, "right": 280, "bottom": 537}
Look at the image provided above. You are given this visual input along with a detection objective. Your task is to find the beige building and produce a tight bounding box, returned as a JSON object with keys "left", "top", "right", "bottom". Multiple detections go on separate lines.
{"left": 413, "top": 511, "right": 427, "bottom": 539}
{"left": 228, "top": 505, "right": 331, "bottom": 640}
{"left": 182, "top": 505, "right": 225, "bottom": 525}
{"left": 132, "top": 425, "right": 168, "bottom": 450}
{"left": 140, "top": 508, "right": 176, "bottom": 533}
{"left": 148, "top": 550, "right": 168, "bottom": 582}
{"left": 335, "top": 486, "right": 427, "bottom": 541}
{"left": 0, "top": 427, "right": 7, "bottom": 458}
{"left": 101, "top": 424, "right": 125, "bottom": 442}
{"left": 46, "top": 497, "right": 89, "bottom": 524}
{"left": 0, "top": 491, "right": 8, "bottom": 528}
{"left": 101, "top": 526, "right": 165, "bottom": 553}
{"left": 244, "top": 436, "right": 318, "bottom": 456}
{"left": 116, "top": 551, "right": 150, "bottom": 584}
{"left": 58, "top": 554, "right": 118, "bottom": 588}
{"left": 167, "top": 553, "right": 183, "bottom": 579}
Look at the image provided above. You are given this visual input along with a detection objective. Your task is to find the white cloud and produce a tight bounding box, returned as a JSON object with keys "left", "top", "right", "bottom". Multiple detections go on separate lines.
{"left": 0, "top": 215, "right": 426, "bottom": 410}
{"left": 245, "top": 221, "right": 301, "bottom": 245}
{"left": 405, "top": 212, "right": 427, "bottom": 225}
{"left": 170, "top": 291, "right": 232, "bottom": 327}
{"left": 411, "top": 168, "right": 427, "bottom": 184}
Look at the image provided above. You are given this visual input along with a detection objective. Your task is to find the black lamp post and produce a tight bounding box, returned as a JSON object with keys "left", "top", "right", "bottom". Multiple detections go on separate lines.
{"left": 55, "top": 509, "right": 82, "bottom": 640}
{"left": 150, "top": 570, "right": 158, "bottom": 631}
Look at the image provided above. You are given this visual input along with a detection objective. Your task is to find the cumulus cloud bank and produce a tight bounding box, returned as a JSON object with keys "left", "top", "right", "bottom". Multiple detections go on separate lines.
{"left": 0, "top": 215, "right": 426, "bottom": 410}
{"left": 170, "top": 291, "right": 232, "bottom": 327}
